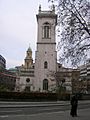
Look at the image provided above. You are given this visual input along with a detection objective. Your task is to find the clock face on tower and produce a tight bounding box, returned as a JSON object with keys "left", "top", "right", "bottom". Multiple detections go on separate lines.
{"left": 42, "top": 22, "right": 51, "bottom": 39}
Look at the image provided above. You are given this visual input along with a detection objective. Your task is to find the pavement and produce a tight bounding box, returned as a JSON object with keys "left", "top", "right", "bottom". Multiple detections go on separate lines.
{"left": 0, "top": 100, "right": 90, "bottom": 108}
{"left": 0, "top": 108, "right": 90, "bottom": 120}
{"left": 0, "top": 101, "right": 69, "bottom": 108}
{"left": 0, "top": 100, "right": 90, "bottom": 120}
{"left": 24, "top": 108, "right": 90, "bottom": 120}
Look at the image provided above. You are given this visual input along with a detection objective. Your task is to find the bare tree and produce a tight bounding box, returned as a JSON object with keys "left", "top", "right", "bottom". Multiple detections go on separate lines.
{"left": 48, "top": 0, "right": 90, "bottom": 67}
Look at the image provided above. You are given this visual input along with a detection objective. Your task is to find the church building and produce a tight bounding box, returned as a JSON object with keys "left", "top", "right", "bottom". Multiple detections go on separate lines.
{"left": 15, "top": 5, "right": 57, "bottom": 92}
{"left": 14, "top": 6, "right": 73, "bottom": 93}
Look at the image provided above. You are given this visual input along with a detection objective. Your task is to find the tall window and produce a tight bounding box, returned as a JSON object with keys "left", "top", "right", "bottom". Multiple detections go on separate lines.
{"left": 44, "top": 61, "right": 48, "bottom": 69}
{"left": 43, "top": 79, "right": 48, "bottom": 90}
{"left": 42, "top": 22, "right": 51, "bottom": 38}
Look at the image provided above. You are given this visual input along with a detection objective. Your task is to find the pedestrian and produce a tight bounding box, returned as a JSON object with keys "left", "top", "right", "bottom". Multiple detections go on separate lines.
{"left": 70, "top": 94, "right": 78, "bottom": 117}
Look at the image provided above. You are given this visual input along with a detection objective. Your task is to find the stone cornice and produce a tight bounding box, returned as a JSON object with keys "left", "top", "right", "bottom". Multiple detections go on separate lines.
{"left": 36, "top": 13, "right": 57, "bottom": 25}
{"left": 37, "top": 42, "right": 56, "bottom": 44}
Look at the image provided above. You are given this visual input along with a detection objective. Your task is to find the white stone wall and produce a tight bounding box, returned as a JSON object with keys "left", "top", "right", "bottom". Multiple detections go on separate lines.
{"left": 37, "top": 18, "right": 56, "bottom": 43}
{"left": 35, "top": 10, "right": 57, "bottom": 92}
{"left": 15, "top": 76, "right": 34, "bottom": 92}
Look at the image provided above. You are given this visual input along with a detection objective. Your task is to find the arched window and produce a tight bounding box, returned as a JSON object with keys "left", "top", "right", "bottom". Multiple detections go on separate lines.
{"left": 42, "top": 22, "right": 51, "bottom": 39}
{"left": 43, "top": 79, "right": 48, "bottom": 90}
{"left": 44, "top": 61, "right": 48, "bottom": 69}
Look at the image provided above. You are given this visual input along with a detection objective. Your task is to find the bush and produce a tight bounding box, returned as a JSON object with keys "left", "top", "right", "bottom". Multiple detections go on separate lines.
{"left": 57, "top": 93, "right": 70, "bottom": 100}
{"left": 0, "top": 91, "right": 57, "bottom": 101}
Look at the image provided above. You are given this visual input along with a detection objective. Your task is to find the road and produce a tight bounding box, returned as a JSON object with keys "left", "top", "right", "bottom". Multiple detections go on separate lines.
{"left": 0, "top": 101, "right": 90, "bottom": 120}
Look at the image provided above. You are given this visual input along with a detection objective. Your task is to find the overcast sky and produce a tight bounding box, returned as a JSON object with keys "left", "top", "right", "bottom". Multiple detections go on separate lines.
{"left": 0, "top": 0, "right": 51, "bottom": 69}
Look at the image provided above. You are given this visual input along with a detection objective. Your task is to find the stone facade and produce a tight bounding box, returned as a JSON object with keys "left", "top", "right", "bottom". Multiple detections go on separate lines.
{"left": 15, "top": 6, "right": 57, "bottom": 92}
{"left": 15, "top": 47, "right": 34, "bottom": 92}
{"left": 34, "top": 5, "right": 57, "bottom": 92}
{"left": 14, "top": 6, "right": 80, "bottom": 93}
{"left": 56, "top": 64, "right": 80, "bottom": 94}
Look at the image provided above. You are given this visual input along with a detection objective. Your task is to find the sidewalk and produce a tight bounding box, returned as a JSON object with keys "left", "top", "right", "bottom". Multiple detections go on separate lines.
{"left": 14, "top": 108, "right": 90, "bottom": 120}
{"left": 0, "top": 100, "right": 90, "bottom": 108}
{"left": 0, "top": 101, "right": 69, "bottom": 108}
{"left": 0, "top": 108, "right": 90, "bottom": 120}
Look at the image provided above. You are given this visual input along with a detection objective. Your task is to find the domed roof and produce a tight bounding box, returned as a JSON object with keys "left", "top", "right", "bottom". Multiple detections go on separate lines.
{"left": 27, "top": 46, "right": 32, "bottom": 52}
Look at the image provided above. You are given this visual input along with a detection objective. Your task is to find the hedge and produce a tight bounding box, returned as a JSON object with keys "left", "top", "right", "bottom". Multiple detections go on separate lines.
{"left": 0, "top": 92, "right": 57, "bottom": 101}
{"left": 0, "top": 92, "right": 71, "bottom": 101}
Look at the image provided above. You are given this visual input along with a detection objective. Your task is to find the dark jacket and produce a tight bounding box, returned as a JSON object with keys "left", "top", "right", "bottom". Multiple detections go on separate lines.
{"left": 71, "top": 95, "right": 78, "bottom": 107}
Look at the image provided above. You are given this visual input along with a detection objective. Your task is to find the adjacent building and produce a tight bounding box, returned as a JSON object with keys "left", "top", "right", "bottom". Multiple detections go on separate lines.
{"left": 56, "top": 64, "right": 80, "bottom": 94}
{"left": 79, "top": 59, "right": 90, "bottom": 93}
{"left": 0, "top": 55, "right": 17, "bottom": 91}
{"left": 0, "top": 55, "right": 6, "bottom": 70}
{"left": 0, "top": 70, "right": 17, "bottom": 91}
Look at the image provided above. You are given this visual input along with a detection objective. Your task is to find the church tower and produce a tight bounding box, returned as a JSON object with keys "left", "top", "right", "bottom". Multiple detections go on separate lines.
{"left": 24, "top": 46, "right": 33, "bottom": 69}
{"left": 35, "top": 5, "right": 57, "bottom": 92}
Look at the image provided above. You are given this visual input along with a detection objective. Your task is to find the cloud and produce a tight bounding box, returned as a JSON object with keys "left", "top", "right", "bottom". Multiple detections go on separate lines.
{"left": 6, "top": 58, "right": 23, "bottom": 69}
{"left": 0, "top": 0, "right": 49, "bottom": 68}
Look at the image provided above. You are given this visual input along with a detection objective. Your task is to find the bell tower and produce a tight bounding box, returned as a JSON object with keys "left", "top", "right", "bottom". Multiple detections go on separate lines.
{"left": 35, "top": 5, "right": 57, "bottom": 92}
{"left": 24, "top": 46, "right": 33, "bottom": 69}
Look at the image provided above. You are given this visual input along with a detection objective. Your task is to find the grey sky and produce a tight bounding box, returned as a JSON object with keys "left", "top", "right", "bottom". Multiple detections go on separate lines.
{"left": 0, "top": 0, "right": 49, "bottom": 68}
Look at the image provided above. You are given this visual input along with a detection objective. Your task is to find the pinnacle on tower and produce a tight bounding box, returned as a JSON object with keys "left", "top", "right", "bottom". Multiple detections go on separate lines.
{"left": 39, "top": 4, "right": 41, "bottom": 12}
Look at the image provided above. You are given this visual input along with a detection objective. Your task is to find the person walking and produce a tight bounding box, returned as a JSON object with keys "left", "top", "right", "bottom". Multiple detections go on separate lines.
{"left": 70, "top": 94, "right": 78, "bottom": 117}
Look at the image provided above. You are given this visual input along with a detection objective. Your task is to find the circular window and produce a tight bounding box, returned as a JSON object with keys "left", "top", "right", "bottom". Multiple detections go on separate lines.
{"left": 26, "top": 78, "right": 30, "bottom": 82}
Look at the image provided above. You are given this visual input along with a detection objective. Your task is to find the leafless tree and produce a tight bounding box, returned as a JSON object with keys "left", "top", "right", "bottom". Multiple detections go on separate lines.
{"left": 48, "top": 0, "right": 90, "bottom": 67}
